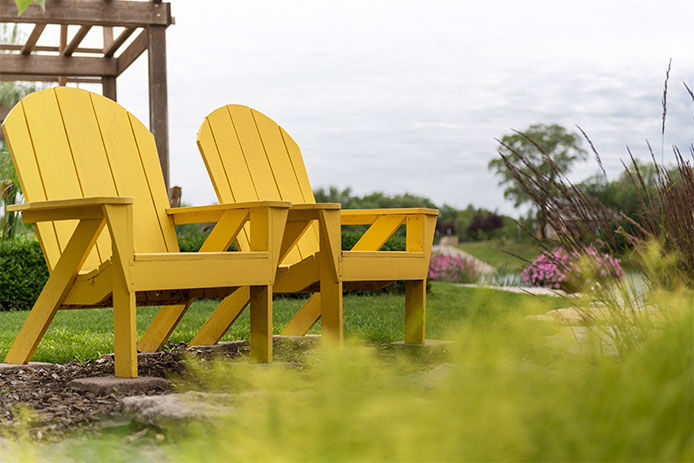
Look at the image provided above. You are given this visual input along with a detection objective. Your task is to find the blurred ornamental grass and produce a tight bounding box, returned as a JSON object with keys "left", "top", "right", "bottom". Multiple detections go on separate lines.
{"left": 428, "top": 253, "right": 479, "bottom": 283}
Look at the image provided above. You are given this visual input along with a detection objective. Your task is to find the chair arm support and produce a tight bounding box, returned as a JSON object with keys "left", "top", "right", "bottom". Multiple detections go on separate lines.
{"left": 341, "top": 208, "right": 438, "bottom": 225}
{"left": 8, "top": 196, "right": 134, "bottom": 223}
{"left": 166, "top": 201, "right": 290, "bottom": 225}
{"left": 287, "top": 203, "right": 341, "bottom": 222}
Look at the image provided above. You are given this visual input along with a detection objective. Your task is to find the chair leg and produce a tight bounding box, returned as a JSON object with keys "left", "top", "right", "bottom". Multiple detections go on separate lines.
{"left": 404, "top": 280, "right": 426, "bottom": 344}
{"left": 249, "top": 285, "right": 272, "bottom": 363}
{"left": 189, "top": 287, "right": 250, "bottom": 346}
{"left": 320, "top": 279, "right": 343, "bottom": 345}
{"left": 280, "top": 292, "right": 321, "bottom": 336}
{"left": 4, "top": 287, "right": 63, "bottom": 365}
{"left": 113, "top": 283, "right": 137, "bottom": 378}
{"left": 5, "top": 218, "right": 104, "bottom": 365}
{"left": 138, "top": 302, "right": 193, "bottom": 352}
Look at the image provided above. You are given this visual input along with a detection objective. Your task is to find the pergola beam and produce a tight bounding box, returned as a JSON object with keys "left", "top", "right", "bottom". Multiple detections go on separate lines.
{"left": 21, "top": 24, "right": 46, "bottom": 54}
{"left": 0, "top": 0, "right": 172, "bottom": 27}
{"left": 1, "top": 44, "right": 104, "bottom": 54}
{"left": 104, "top": 26, "right": 136, "bottom": 58}
{"left": 0, "top": 74, "right": 102, "bottom": 84}
{"left": 62, "top": 25, "right": 92, "bottom": 56}
{"left": 116, "top": 29, "right": 147, "bottom": 74}
{"left": 0, "top": 54, "right": 117, "bottom": 77}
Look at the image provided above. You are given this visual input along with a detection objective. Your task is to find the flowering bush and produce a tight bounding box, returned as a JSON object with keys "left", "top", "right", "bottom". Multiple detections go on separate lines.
{"left": 521, "top": 246, "right": 624, "bottom": 292}
{"left": 428, "top": 253, "right": 479, "bottom": 283}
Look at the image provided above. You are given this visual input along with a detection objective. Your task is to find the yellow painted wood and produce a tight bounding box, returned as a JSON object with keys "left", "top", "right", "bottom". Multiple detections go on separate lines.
{"left": 350, "top": 215, "right": 405, "bottom": 251}
{"left": 21, "top": 88, "right": 101, "bottom": 272}
{"left": 196, "top": 105, "right": 440, "bottom": 345}
{"left": 90, "top": 90, "right": 178, "bottom": 254}
{"left": 4, "top": 218, "right": 104, "bottom": 364}
{"left": 341, "top": 252, "right": 426, "bottom": 281}
{"left": 404, "top": 280, "right": 426, "bottom": 344}
{"left": 2, "top": 103, "right": 61, "bottom": 271}
{"left": 166, "top": 202, "right": 286, "bottom": 224}
{"left": 137, "top": 302, "right": 192, "bottom": 352}
{"left": 189, "top": 287, "right": 250, "bottom": 346}
{"left": 273, "top": 255, "right": 320, "bottom": 293}
{"left": 318, "top": 209, "right": 342, "bottom": 344}
{"left": 279, "top": 220, "right": 313, "bottom": 263}
{"left": 131, "top": 253, "right": 271, "bottom": 291}
{"left": 198, "top": 209, "right": 249, "bottom": 252}
{"left": 104, "top": 203, "right": 137, "bottom": 378}
{"left": 340, "top": 208, "right": 438, "bottom": 225}
{"left": 249, "top": 285, "right": 272, "bottom": 363}
{"left": 139, "top": 208, "right": 249, "bottom": 351}
{"left": 280, "top": 292, "right": 321, "bottom": 336}
{"left": 56, "top": 88, "right": 120, "bottom": 269}
{"left": 3, "top": 87, "right": 292, "bottom": 373}
{"left": 406, "top": 215, "right": 425, "bottom": 252}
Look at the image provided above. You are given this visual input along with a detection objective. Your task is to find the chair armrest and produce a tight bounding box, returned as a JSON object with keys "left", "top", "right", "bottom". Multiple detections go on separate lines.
{"left": 341, "top": 208, "right": 438, "bottom": 225}
{"left": 8, "top": 196, "right": 134, "bottom": 223}
{"left": 167, "top": 201, "right": 290, "bottom": 225}
{"left": 287, "top": 203, "right": 341, "bottom": 222}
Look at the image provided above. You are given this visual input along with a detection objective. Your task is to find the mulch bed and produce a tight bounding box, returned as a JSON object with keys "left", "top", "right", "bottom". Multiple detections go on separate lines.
{"left": 0, "top": 341, "right": 249, "bottom": 439}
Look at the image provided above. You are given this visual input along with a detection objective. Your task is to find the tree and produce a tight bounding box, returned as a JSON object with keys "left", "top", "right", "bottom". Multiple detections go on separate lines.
{"left": 488, "top": 124, "right": 587, "bottom": 238}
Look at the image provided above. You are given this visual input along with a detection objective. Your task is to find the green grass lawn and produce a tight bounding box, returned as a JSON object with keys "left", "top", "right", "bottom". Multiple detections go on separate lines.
{"left": 457, "top": 238, "right": 547, "bottom": 273}
{"left": 0, "top": 282, "right": 563, "bottom": 364}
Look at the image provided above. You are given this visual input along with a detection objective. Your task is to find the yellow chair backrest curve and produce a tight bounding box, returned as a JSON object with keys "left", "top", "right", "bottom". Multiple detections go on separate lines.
{"left": 2, "top": 87, "right": 178, "bottom": 274}
{"left": 197, "top": 105, "right": 318, "bottom": 265}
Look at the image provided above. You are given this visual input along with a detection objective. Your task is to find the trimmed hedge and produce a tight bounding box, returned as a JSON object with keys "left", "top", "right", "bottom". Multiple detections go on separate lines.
{"left": 0, "top": 238, "right": 49, "bottom": 311}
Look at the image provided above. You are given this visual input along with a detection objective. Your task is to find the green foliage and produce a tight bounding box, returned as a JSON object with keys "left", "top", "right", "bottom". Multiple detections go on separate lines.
{"left": 578, "top": 160, "right": 676, "bottom": 251}
{"left": 489, "top": 124, "right": 587, "bottom": 208}
{"left": 12, "top": 0, "right": 44, "bottom": 15}
{"left": 489, "top": 124, "right": 587, "bottom": 237}
{"left": 177, "top": 223, "right": 213, "bottom": 252}
{"left": 0, "top": 238, "right": 48, "bottom": 311}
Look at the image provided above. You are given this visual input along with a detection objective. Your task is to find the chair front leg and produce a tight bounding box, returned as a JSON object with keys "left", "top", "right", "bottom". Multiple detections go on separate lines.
{"left": 318, "top": 209, "right": 343, "bottom": 344}
{"left": 104, "top": 204, "right": 137, "bottom": 378}
{"left": 249, "top": 285, "right": 272, "bottom": 363}
{"left": 404, "top": 280, "right": 426, "bottom": 344}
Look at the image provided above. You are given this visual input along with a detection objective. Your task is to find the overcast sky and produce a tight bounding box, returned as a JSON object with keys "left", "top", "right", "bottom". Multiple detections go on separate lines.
{"left": 26, "top": 0, "right": 694, "bottom": 215}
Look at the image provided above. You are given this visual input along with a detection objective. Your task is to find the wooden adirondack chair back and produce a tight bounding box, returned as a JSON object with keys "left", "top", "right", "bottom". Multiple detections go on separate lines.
{"left": 197, "top": 105, "right": 319, "bottom": 265}
{"left": 2, "top": 87, "right": 179, "bottom": 273}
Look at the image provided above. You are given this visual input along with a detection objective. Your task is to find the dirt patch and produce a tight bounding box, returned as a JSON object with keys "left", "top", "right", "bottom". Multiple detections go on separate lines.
{"left": 0, "top": 341, "right": 249, "bottom": 439}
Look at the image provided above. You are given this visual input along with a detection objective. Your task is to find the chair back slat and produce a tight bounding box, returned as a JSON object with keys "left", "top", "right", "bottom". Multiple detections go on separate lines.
{"left": 2, "top": 87, "right": 178, "bottom": 273}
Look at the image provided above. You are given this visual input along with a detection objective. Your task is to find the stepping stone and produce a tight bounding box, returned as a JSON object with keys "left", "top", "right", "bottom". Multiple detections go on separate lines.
{"left": 389, "top": 339, "right": 453, "bottom": 347}
{"left": 0, "top": 362, "right": 55, "bottom": 372}
{"left": 69, "top": 376, "right": 169, "bottom": 395}
{"left": 122, "top": 391, "right": 233, "bottom": 422}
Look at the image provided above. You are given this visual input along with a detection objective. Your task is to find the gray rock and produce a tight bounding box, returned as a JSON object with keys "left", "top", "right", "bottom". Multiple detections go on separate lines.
{"left": 121, "top": 391, "right": 233, "bottom": 422}
{"left": 69, "top": 376, "right": 169, "bottom": 395}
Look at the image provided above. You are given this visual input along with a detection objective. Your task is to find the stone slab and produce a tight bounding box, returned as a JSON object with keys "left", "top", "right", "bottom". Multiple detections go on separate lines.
{"left": 0, "top": 362, "right": 56, "bottom": 372}
{"left": 122, "top": 391, "right": 233, "bottom": 422}
{"left": 389, "top": 339, "right": 453, "bottom": 347}
{"left": 68, "top": 376, "right": 169, "bottom": 395}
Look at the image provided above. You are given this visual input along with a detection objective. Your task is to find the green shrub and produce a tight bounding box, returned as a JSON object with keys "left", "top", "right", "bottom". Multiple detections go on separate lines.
{"left": 0, "top": 238, "right": 48, "bottom": 311}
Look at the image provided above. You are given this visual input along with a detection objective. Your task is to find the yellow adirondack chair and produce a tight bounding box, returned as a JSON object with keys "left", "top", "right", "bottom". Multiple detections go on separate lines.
{"left": 1, "top": 88, "right": 290, "bottom": 378}
{"left": 141, "top": 104, "right": 438, "bottom": 349}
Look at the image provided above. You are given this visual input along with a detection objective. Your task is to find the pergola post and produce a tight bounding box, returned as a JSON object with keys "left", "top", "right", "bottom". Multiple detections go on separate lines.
{"left": 0, "top": 0, "right": 173, "bottom": 188}
{"left": 147, "top": 25, "right": 169, "bottom": 188}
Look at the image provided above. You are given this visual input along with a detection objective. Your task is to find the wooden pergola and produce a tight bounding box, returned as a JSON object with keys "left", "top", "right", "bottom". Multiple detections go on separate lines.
{"left": 0, "top": 0, "right": 174, "bottom": 187}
